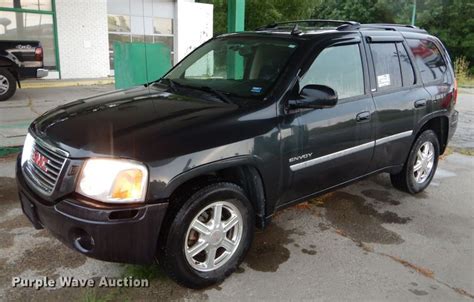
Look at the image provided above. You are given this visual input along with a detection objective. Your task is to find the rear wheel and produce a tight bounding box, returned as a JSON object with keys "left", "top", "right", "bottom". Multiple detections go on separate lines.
{"left": 0, "top": 68, "right": 16, "bottom": 101}
{"left": 390, "top": 130, "right": 439, "bottom": 194}
{"left": 158, "top": 182, "right": 254, "bottom": 288}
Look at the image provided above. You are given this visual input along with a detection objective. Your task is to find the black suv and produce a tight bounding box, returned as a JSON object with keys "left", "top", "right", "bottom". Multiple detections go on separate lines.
{"left": 16, "top": 20, "right": 458, "bottom": 288}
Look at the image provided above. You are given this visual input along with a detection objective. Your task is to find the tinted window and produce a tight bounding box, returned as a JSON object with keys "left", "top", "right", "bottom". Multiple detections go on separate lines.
{"left": 397, "top": 43, "right": 415, "bottom": 86}
{"left": 407, "top": 39, "right": 447, "bottom": 83}
{"left": 300, "top": 44, "right": 364, "bottom": 99}
{"left": 370, "top": 43, "right": 402, "bottom": 90}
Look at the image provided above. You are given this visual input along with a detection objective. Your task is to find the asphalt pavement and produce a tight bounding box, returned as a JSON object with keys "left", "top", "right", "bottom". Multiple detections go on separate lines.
{"left": 0, "top": 87, "right": 472, "bottom": 301}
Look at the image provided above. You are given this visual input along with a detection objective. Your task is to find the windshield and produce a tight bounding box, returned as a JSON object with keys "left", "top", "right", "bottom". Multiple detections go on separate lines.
{"left": 163, "top": 36, "right": 299, "bottom": 99}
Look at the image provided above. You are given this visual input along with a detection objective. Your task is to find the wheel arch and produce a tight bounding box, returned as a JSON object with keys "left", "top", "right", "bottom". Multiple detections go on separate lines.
{"left": 164, "top": 157, "right": 268, "bottom": 229}
{"left": 414, "top": 114, "right": 449, "bottom": 155}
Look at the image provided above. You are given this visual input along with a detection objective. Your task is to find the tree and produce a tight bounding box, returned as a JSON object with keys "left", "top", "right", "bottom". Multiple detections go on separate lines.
{"left": 197, "top": 0, "right": 316, "bottom": 34}
{"left": 198, "top": 0, "right": 473, "bottom": 71}
{"left": 416, "top": 0, "right": 474, "bottom": 70}
{"left": 311, "top": 0, "right": 397, "bottom": 23}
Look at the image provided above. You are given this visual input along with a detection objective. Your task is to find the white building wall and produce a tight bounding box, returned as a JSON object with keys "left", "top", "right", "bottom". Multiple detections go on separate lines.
{"left": 176, "top": 0, "right": 213, "bottom": 63}
{"left": 55, "top": 0, "right": 110, "bottom": 79}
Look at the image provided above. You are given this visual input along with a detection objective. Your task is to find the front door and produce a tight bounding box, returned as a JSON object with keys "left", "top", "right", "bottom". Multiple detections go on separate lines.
{"left": 280, "top": 39, "right": 375, "bottom": 204}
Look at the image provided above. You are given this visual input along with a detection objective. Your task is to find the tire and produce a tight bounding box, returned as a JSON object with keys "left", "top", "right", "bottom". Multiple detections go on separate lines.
{"left": 158, "top": 182, "right": 255, "bottom": 288}
{"left": 390, "top": 130, "right": 440, "bottom": 194}
{"left": 0, "top": 68, "right": 17, "bottom": 101}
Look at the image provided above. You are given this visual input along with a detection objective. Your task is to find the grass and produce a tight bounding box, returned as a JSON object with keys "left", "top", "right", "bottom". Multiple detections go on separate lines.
{"left": 454, "top": 148, "right": 474, "bottom": 156}
{"left": 458, "top": 76, "right": 474, "bottom": 87}
{"left": 122, "top": 264, "right": 168, "bottom": 281}
{"left": 80, "top": 265, "right": 168, "bottom": 302}
{"left": 443, "top": 146, "right": 474, "bottom": 158}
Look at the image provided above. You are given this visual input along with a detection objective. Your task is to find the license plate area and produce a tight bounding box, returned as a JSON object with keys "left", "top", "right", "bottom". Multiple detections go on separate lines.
{"left": 20, "top": 193, "right": 43, "bottom": 229}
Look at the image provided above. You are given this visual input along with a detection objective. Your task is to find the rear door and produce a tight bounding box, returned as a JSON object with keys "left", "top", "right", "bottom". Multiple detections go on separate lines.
{"left": 406, "top": 38, "right": 454, "bottom": 118}
{"left": 280, "top": 35, "right": 375, "bottom": 204}
{"left": 365, "top": 34, "right": 431, "bottom": 170}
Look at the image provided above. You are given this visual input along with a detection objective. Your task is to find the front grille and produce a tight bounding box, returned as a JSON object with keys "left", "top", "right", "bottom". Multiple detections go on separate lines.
{"left": 23, "top": 139, "right": 68, "bottom": 195}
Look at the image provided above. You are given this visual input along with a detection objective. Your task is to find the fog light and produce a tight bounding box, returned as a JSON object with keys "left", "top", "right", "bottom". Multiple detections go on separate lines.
{"left": 71, "top": 228, "right": 94, "bottom": 253}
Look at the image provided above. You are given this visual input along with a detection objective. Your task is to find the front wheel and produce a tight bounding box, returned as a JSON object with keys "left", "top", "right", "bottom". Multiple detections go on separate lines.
{"left": 390, "top": 130, "right": 440, "bottom": 194}
{"left": 158, "top": 182, "right": 255, "bottom": 288}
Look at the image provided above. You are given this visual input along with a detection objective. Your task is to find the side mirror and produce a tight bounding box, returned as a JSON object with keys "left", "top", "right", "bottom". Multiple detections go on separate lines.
{"left": 289, "top": 84, "right": 338, "bottom": 109}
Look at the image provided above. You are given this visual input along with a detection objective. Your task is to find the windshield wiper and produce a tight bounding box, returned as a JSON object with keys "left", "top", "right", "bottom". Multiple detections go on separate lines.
{"left": 154, "top": 80, "right": 233, "bottom": 104}
{"left": 197, "top": 86, "right": 233, "bottom": 104}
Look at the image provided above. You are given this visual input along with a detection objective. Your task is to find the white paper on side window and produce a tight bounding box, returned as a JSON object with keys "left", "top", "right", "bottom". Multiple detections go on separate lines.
{"left": 377, "top": 74, "right": 391, "bottom": 87}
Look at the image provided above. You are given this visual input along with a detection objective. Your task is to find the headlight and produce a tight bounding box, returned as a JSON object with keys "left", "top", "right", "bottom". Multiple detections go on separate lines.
{"left": 76, "top": 158, "right": 148, "bottom": 203}
{"left": 21, "top": 133, "right": 35, "bottom": 166}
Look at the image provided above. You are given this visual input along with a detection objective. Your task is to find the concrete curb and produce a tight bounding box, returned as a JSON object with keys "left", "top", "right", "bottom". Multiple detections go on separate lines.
{"left": 21, "top": 78, "right": 115, "bottom": 89}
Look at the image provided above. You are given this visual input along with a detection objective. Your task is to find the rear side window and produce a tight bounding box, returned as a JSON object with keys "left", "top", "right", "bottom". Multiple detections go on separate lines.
{"left": 397, "top": 43, "right": 415, "bottom": 86}
{"left": 300, "top": 44, "right": 364, "bottom": 99}
{"left": 370, "top": 43, "right": 402, "bottom": 90}
{"left": 407, "top": 39, "right": 447, "bottom": 83}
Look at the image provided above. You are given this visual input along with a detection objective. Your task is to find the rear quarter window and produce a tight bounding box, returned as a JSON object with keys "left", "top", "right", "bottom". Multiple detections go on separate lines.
{"left": 407, "top": 39, "right": 447, "bottom": 83}
{"left": 397, "top": 42, "right": 416, "bottom": 86}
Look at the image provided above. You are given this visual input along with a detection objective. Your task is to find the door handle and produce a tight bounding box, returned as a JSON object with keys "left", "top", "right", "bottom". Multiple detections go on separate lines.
{"left": 414, "top": 99, "right": 427, "bottom": 108}
{"left": 356, "top": 111, "right": 371, "bottom": 122}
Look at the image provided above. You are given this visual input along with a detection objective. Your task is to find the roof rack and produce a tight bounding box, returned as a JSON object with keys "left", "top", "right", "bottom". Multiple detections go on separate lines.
{"left": 256, "top": 19, "right": 360, "bottom": 32}
{"left": 254, "top": 20, "right": 427, "bottom": 34}
{"left": 360, "top": 23, "right": 427, "bottom": 33}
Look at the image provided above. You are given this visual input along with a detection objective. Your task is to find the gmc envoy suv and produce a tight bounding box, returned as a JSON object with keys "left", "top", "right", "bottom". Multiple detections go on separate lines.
{"left": 16, "top": 20, "right": 458, "bottom": 288}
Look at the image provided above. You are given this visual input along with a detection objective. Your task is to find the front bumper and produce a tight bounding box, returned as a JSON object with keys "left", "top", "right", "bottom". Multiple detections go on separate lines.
{"left": 36, "top": 68, "right": 48, "bottom": 78}
{"left": 16, "top": 156, "right": 168, "bottom": 265}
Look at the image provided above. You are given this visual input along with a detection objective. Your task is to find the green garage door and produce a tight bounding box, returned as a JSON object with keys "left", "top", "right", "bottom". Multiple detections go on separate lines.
{"left": 114, "top": 42, "right": 172, "bottom": 89}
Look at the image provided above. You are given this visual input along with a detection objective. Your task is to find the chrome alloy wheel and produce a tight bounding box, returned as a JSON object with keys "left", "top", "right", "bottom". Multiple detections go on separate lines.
{"left": 184, "top": 201, "right": 243, "bottom": 272}
{"left": 0, "top": 75, "right": 9, "bottom": 95}
{"left": 413, "top": 141, "right": 435, "bottom": 184}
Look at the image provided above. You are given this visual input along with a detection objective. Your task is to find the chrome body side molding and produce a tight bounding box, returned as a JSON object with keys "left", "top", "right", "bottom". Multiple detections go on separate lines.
{"left": 290, "top": 130, "right": 413, "bottom": 171}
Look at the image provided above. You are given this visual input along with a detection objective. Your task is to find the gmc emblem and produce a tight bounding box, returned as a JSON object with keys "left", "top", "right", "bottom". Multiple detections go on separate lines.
{"left": 32, "top": 151, "right": 49, "bottom": 172}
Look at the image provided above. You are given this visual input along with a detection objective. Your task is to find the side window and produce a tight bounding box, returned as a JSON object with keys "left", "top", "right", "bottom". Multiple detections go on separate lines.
{"left": 397, "top": 43, "right": 416, "bottom": 86}
{"left": 300, "top": 44, "right": 364, "bottom": 99}
{"left": 407, "top": 39, "right": 447, "bottom": 83}
{"left": 370, "top": 43, "right": 402, "bottom": 90}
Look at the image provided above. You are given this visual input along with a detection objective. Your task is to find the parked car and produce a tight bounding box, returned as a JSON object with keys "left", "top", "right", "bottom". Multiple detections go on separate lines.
{"left": 0, "top": 40, "right": 48, "bottom": 101}
{"left": 16, "top": 20, "right": 458, "bottom": 288}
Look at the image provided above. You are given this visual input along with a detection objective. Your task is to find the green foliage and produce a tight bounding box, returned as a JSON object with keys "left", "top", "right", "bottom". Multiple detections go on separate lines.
{"left": 454, "top": 56, "right": 470, "bottom": 83}
{"left": 245, "top": 0, "right": 317, "bottom": 31}
{"left": 197, "top": 0, "right": 316, "bottom": 34}
{"left": 197, "top": 0, "right": 473, "bottom": 69}
{"left": 416, "top": 0, "right": 474, "bottom": 72}
{"left": 312, "top": 0, "right": 398, "bottom": 23}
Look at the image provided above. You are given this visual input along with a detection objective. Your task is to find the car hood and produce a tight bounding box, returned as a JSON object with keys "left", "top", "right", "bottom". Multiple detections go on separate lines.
{"left": 31, "top": 86, "right": 261, "bottom": 162}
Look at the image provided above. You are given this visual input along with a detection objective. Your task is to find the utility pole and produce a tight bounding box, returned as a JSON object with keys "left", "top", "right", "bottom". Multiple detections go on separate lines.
{"left": 227, "top": 0, "right": 245, "bottom": 79}
{"left": 411, "top": 0, "right": 417, "bottom": 26}
{"left": 227, "top": 0, "right": 245, "bottom": 33}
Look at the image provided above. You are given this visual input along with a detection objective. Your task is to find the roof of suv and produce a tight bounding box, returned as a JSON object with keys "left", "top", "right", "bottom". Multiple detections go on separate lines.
{"left": 248, "top": 19, "right": 429, "bottom": 37}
